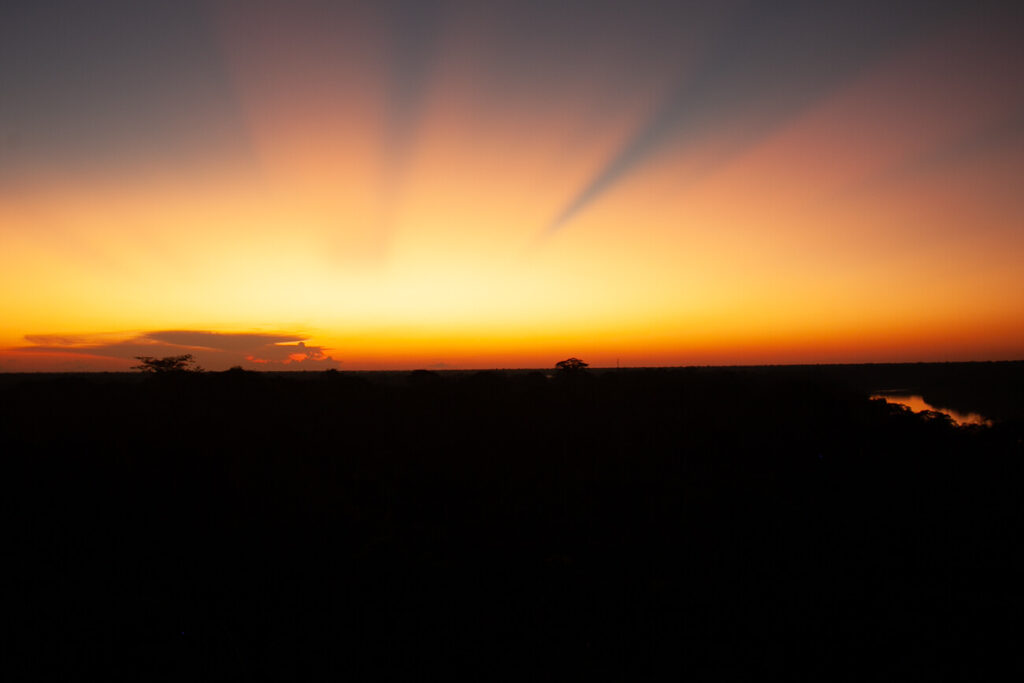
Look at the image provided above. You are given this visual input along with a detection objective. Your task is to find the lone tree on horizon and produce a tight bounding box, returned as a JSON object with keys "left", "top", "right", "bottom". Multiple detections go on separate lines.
{"left": 555, "top": 357, "right": 589, "bottom": 372}
{"left": 132, "top": 354, "right": 203, "bottom": 373}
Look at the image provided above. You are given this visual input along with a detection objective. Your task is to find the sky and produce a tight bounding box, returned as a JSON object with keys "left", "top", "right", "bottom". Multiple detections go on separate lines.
{"left": 1, "top": 0, "right": 1022, "bottom": 371}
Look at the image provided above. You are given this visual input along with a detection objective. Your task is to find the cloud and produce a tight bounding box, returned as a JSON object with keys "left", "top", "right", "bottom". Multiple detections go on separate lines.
{"left": 24, "top": 333, "right": 127, "bottom": 347}
{"left": 16, "top": 330, "right": 340, "bottom": 371}
{"left": 145, "top": 330, "right": 307, "bottom": 351}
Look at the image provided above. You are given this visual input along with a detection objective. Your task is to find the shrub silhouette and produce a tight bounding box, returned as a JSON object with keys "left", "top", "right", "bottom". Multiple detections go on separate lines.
{"left": 555, "top": 357, "right": 589, "bottom": 372}
{"left": 132, "top": 354, "right": 203, "bottom": 373}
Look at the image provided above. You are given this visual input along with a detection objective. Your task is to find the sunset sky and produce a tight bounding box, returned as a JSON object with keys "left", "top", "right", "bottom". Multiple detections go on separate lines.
{"left": 2, "top": 0, "right": 1022, "bottom": 371}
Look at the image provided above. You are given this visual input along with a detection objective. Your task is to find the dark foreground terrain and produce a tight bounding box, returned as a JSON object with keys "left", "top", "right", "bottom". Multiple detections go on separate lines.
{"left": 4, "top": 362, "right": 1023, "bottom": 680}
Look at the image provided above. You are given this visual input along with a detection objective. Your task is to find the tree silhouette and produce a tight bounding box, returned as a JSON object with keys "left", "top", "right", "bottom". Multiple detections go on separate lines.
{"left": 132, "top": 354, "right": 203, "bottom": 373}
{"left": 555, "top": 357, "right": 589, "bottom": 372}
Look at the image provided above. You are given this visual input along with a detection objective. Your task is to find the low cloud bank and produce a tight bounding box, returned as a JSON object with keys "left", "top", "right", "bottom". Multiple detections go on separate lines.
{"left": 17, "top": 330, "right": 340, "bottom": 371}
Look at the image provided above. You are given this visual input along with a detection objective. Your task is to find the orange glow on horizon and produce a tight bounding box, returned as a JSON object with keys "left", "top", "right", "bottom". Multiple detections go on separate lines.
{"left": 2, "top": 4, "right": 1022, "bottom": 372}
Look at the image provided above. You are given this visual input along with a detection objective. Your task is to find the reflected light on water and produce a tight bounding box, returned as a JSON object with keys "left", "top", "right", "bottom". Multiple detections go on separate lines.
{"left": 871, "top": 394, "right": 992, "bottom": 426}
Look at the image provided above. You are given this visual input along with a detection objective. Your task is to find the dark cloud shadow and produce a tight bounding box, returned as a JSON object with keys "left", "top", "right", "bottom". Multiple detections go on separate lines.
{"left": 544, "top": 0, "right": 965, "bottom": 234}
{"left": 369, "top": 0, "right": 448, "bottom": 258}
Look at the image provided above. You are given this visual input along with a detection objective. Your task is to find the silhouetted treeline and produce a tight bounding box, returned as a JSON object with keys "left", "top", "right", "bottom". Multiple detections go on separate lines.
{"left": 4, "top": 363, "right": 1023, "bottom": 679}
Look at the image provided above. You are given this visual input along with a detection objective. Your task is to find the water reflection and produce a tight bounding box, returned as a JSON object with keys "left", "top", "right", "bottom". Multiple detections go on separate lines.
{"left": 871, "top": 393, "right": 992, "bottom": 427}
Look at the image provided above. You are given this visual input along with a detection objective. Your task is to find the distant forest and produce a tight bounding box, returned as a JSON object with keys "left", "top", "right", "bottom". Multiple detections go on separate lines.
{"left": 5, "top": 362, "right": 1023, "bottom": 679}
